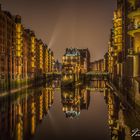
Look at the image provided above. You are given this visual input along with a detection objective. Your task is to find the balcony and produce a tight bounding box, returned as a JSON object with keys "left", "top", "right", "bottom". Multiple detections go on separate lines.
{"left": 128, "top": 23, "right": 140, "bottom": 36}
{"left": 127, "top": 48, "right": 140, "bottom": 56}
{"left": 128, "top": 0, "right": 135, "bottom": 6}
{"left": 128, "top": 8, "right": 140, "bottom": 19}
{"left": 127, "top": 48, "right": 134, "bottom": 56}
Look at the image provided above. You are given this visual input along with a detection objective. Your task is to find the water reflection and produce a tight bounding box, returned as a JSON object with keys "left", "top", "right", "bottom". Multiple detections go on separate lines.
{"left": 0, "top": 84, "right": 54, "bottom": 140}
{"left": 104, "top": 87, "right": 140, "bottom": 140}
{"left": 61, "top": 86, "right": 90, "bottom": 119}
{"left": 0, "top": 80, "right": 140, "bottom": 140}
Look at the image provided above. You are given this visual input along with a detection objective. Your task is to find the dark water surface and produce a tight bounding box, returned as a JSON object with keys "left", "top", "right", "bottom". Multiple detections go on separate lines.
{"left": 0, "top": 80, "right": 140, "bottom": 140}
{"left": 32, "top": 90, "right": 109, "bottom": 140}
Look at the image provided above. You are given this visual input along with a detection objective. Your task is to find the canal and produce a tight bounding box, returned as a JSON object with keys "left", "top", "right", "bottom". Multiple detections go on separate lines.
{"left": 0, "top": 80, "right": 140, "bottom": 140}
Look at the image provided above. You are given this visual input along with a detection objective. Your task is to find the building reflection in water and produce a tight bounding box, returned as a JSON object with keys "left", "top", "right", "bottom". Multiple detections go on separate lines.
{"left": 0, "top": 84, "right": 54, "bottom": 140}
{"left": 87, "top": 80, "right": 107, "bottom": 92}
{"left": 61, "top": 86, "right": 90, "bottom": 119}
{"left": 61, "top": 80, "right": 140, "bottom": 140}
{"left": 0, "top": 80, "right": 140, "bottom": 140}
{"left": 104, "top": 87, "right": 140, "bottom": 140}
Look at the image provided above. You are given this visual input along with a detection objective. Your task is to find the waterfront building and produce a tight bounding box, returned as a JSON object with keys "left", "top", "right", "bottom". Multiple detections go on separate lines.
{"left": 106, "top": 0, "right": 130, "bottom": 87}
{"left": 112, "top": 1, "right": 124, "bottom": 86}
{"left": 104, "top": 52, "right": 109, "bottom": 72}
{"left": 15, "top": 15, "right": 24, "bottom": 82}
{"left": 78, "top": 48, "right": 90, "bottom": 73}
{"left": 106, "top": 0, "right": 140, "bottom": 108}
{"left": 0, "top": 5, "right": 16, "bottom": 90}
{"left": 48, "top": 49, "right": 54, "bottom": 73}
{"left": 23, "top": 29, "right": 29, "bottom": 81}
{"left": 23, "top": 29, "right": 36, "bottom": 80}
{"left": 0, "top": 4, "right": 55, "bottom": 93}
{"left": 53, "top": 60, "right": 62, "bottom": 73}
{"left": 35, "top": 39, "right": 44, "bottom": 79}
{"left": 62, "top": 48, "right": 90, "bottom": 83}
{"left": 107, "top": 29, "right": 114, "bottom": 80}
{"left": 62, "top": 48, "right": 81, "bottom": 82}
{"left": 106, "top": 1, "right": 126, "bottom": 85}
{"left": 38, "top": 41, "right": 44, "bottom": 76}
{"left": 43, "top": 44, "right": 48, "bottom": 75}
{"left": 127, "top": 0, "right": 140, "bottom": 107}
{"left": 90, "top": 59, "right": 105, "bottom": 72}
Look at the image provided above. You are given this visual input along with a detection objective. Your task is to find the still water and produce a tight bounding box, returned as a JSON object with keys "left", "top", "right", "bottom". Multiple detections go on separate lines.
{"left": 0, "top": 80, "right": 140, "bottom": 140}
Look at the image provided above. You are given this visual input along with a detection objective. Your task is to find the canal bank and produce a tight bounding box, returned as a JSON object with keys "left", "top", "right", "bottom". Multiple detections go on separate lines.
{"left": 0, "top": 80, "right": 140, "bottom": 140}
{"left": 106, "top": 81, "right": 140, "bottom": 140}
{"left": 0, "top": 78, "right": 48, "bottom": 98}
{"left": 0, "top": 80, "right": 110, "bottom": 140}
{"left": 107, "top": 82, "right": 140, "bottom": 120}
{"left": 31, "top": 82, "right": 110, "bottom": 140}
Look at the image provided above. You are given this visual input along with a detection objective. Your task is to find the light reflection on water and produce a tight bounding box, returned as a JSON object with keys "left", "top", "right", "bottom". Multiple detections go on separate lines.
{"left": 0, "top": 80, "right": 140, "bottom": 140}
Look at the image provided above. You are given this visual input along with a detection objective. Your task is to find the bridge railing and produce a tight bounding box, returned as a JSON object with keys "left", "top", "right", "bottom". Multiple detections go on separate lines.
{"left": 86, "top": 71, "right": 109, "bottom": 75}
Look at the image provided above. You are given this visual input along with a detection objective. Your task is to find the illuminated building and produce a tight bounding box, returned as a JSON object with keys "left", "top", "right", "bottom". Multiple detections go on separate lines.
{"left": 112, "top": 1, "right": 124, "bottom": 86}
{"left": 0, "top": 5, "right": 16, "bottom": 91}
{"left": 35, "top": 41, "right": 54, "bottom": 79}
{"left": 107, "top": 29, "right": 114, "bottom": 80}
{"left": 127, "top": 0, "right": 140, "bottom": 106}
{"left": 62, "top": 48, "right": 81, "bottom": 83}
{"left": 35, "top": 39, "right": 43, "bottom": 77}
{"left": 105, "top": 0, "right": 140, "bottom": 108}
{"left": 48, "top": 49, "right": 54, "bottom": 73}
{"left": 54, "top": 60, "right": 62, "bottom": 72}
{"left": 43, "top": 45, "right": 48, "bottom": 75}
{"left": 0, "top": 4, "right": 55, "bottom": 93}
{"left": 62, "top": 48, "right": 90, "bottom": 83}
{"left": 15, "top": 15, "right": 24, "bottom": 81}
{"left": 90, "top": 59, "right": 105, "bottom": 72}
{"left": 104, "top": 52, "right": 109, "bottom": 72}
{"left": 23, "top": 29, "right": 36, "bottom": 80}
{"left": 48, "top": 49, "right": 51, "bottom": 73}
{"left": 105, "top": 0, "right": 130, "bottom": 86}
{"left": 23, "top": 29, "right": 29, "bottom": 81}
{"left": 78, "top": 48, "right": 90, "bottom": 73}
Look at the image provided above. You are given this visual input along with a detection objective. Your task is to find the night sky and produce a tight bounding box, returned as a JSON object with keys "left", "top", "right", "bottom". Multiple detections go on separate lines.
{"left": 0, "top": 0, "right": 116, "bottom": 61}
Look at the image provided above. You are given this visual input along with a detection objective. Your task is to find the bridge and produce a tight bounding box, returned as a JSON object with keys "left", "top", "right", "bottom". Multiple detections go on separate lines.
{"left": 85, "top": 71, "right": 109, "bottom": 80}
{"left": 46, "top": 72, "right": 62, "bottom": 75}
{"left": 45, "top": 71, "right": 109, "bottom": 81}
{"left": 86, "top": 87, "right": 108, "bottom": 92}
{"left": 86, "top": 71, "right": 109, "bottom": 76}
{"left": 46, "top": 71, "right": 109, "bottom": 75}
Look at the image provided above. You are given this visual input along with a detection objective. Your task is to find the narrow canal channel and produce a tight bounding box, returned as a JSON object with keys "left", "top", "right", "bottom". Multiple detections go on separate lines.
{"left": 0, "top": 80, "right": 140, "bottom": 140}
